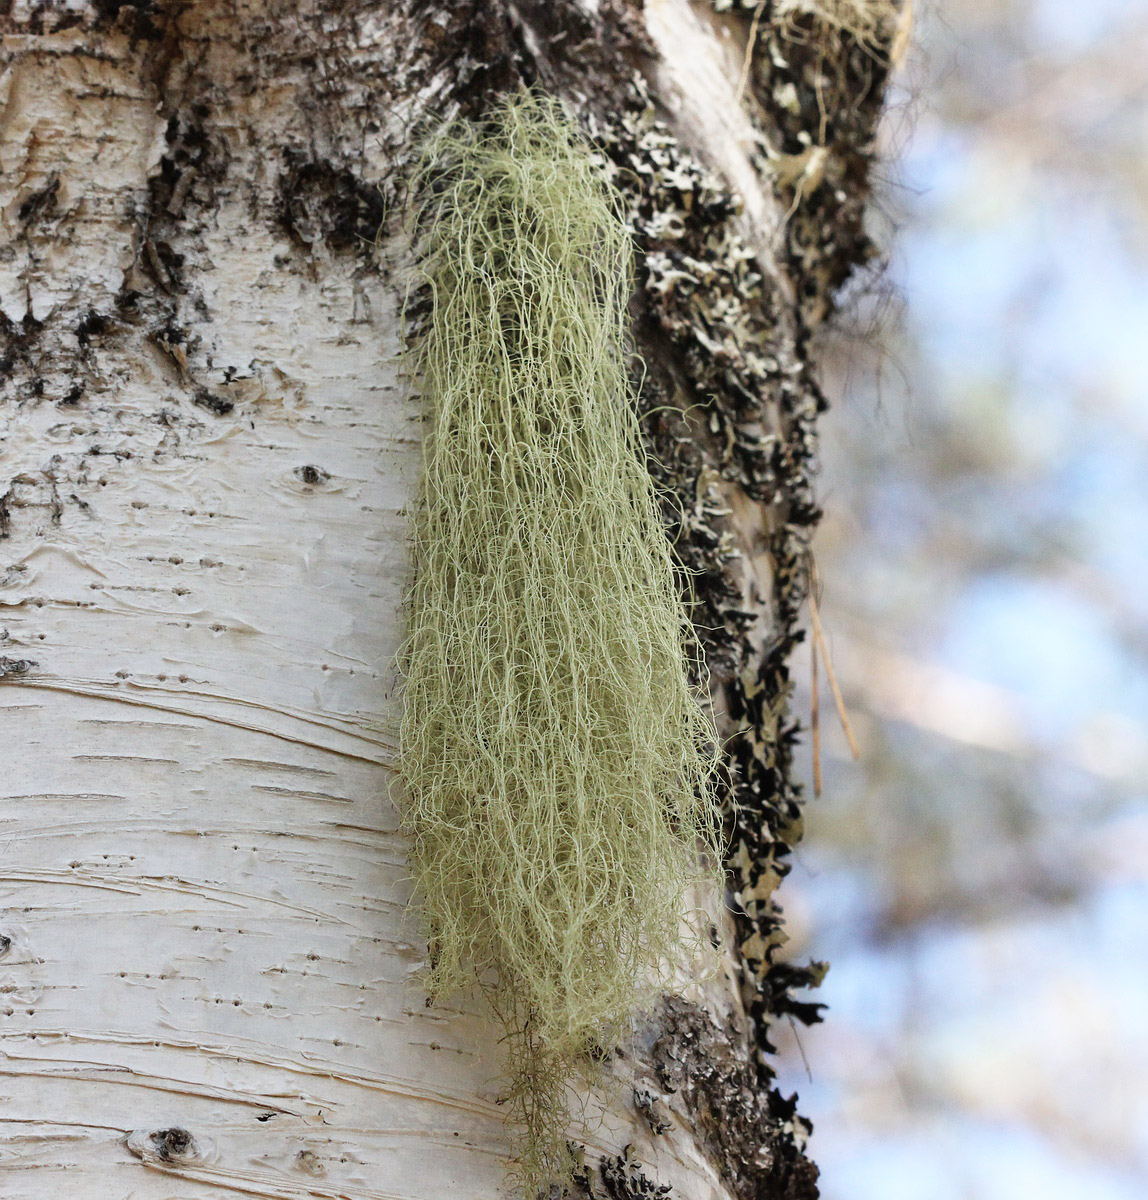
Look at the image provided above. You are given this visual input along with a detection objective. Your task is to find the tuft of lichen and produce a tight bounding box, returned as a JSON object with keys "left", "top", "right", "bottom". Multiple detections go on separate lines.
{"left": 716, "top": 0, "right": 900, "bottom": 48}
{"left": 397, "top": 90, "right": 722, "bottom": 1195}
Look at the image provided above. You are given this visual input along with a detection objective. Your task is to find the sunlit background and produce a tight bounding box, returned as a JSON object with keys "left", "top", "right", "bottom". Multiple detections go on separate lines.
{"left": 773, "top": 0, "right": 1148, "bottom": 1196}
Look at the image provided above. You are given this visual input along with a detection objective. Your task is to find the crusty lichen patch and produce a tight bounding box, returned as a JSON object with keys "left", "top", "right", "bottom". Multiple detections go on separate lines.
{"left": 565, "top": 1142, "right": 673, "bottom": 1199}
{"left": 649, "top": 995, "right": 821, "bottom": 1200}
{"left": 591, "top": 78, "right": 829, "bottom": 1081}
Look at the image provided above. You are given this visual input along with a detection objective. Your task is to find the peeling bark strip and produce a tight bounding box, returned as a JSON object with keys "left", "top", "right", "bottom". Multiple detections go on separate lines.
{"left": 0, "top": 1, "right": 897, "bottom": 1197}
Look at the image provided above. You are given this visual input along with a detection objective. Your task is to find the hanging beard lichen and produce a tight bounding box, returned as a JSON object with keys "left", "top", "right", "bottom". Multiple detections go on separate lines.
{"left": 397, "top": 91, "right": 723, "bottom": 1192}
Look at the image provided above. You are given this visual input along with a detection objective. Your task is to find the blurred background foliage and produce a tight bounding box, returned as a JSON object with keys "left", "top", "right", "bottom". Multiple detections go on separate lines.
{"left": 773, "top": 0, "right": 1148, "bottom": 1195}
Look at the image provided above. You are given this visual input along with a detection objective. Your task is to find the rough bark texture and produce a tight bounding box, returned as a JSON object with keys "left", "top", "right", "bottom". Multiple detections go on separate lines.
{"left": 0, "top": 1, "right": 896, "bottom": 1197}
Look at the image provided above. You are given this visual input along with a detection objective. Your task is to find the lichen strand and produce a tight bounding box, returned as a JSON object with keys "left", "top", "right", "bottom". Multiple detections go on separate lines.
{"left": 445, "top": 9, "right": 897, "bottom": 1196}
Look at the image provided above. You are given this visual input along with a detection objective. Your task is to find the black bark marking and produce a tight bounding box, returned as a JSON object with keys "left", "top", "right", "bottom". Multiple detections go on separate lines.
{"left": 75, "top": 311, "right": 111, "bottom": 348}
{"left": 192, "top": 387, "right": 234, "bottom": 416}
{"left": 150, "top": 1126, "right": 196, "bottom": 1162}
{"left": 17, "top": 176, "right": 59, "bottom": 225}
{"left": 151, "top": 105, "right": 220, "bottom": 221}
{"left": 91, "top": 0, "right": 165, "bottom": 41}
{"left": 279, "top": 155, "right": 385, "bottom": 252}
{"left": 295, "top": 465, "right": 330, "bottom": 486}
{"left": 0, "top": 312, "right": 45, "bottom": 398}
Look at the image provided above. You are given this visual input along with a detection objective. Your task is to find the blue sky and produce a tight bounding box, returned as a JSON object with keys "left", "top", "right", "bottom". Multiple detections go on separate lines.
{"left": 775, "top": 0, "right": 1148, "bottom": 1194}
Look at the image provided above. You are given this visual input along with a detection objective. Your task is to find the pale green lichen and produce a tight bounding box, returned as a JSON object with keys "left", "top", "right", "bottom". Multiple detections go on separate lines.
{"left": 397, "top": 91, "right": 722, "bottom": 1193}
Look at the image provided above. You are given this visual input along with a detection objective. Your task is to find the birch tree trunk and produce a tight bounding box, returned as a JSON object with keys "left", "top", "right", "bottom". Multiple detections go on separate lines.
{"left": 0, "top": 2, "right": 898, "bottom": 1197}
